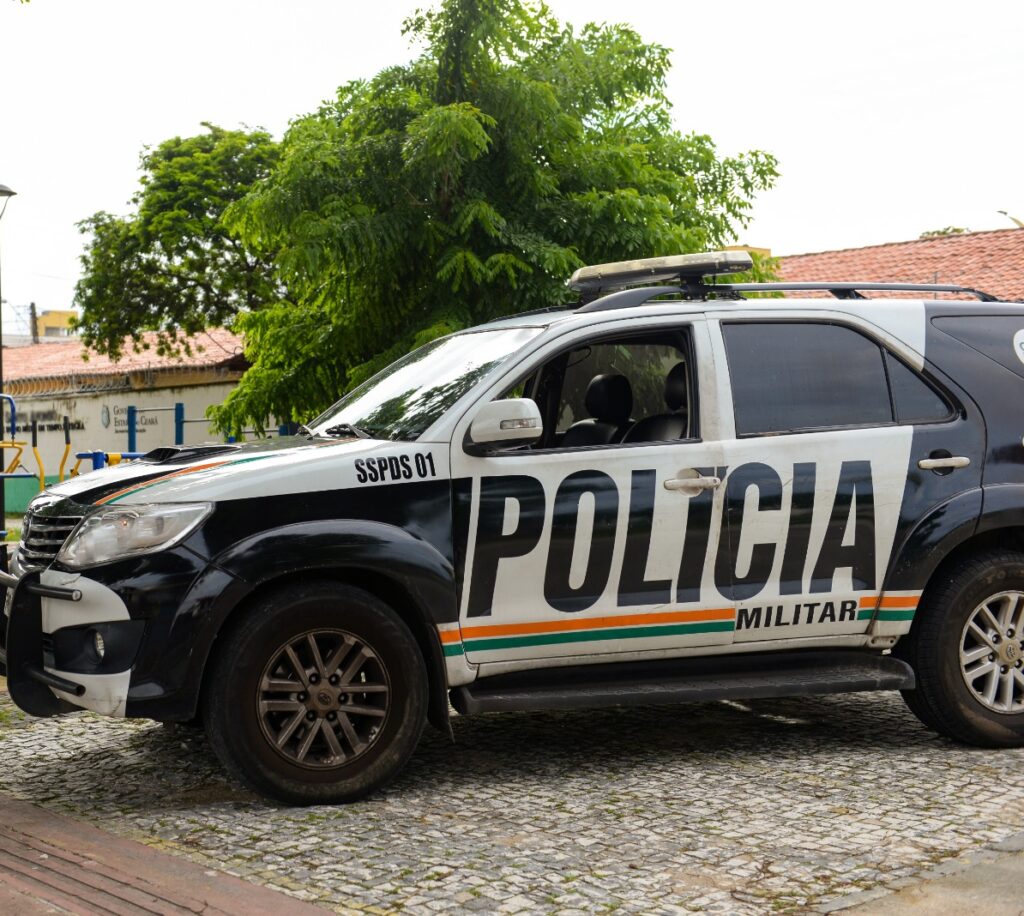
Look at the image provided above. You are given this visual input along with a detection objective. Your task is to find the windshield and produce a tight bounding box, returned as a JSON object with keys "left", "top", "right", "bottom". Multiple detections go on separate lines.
{"left": 307, "top": 326, "right": 542, "bottom": 441}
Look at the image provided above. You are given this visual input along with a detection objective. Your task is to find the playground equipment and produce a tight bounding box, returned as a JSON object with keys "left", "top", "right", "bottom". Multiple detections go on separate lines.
{"left": 57, "top": 416, "right": 72, "bottom": 482}
{"left": 0, "top": 393, "right": 297, "bottom": 546}
{"left": 0, "top": 396, "right": 95, "bottom": 487}
{"left": 77, "top": 401, "right": 293, "bottom": 473}
{"left": 0, "top": 395, "right": 58, "bottom": 542}
{"left": 72, "top": 449, "right": 147, "bottom": 473}
{"left": 126, "top": 403, "right": 186, "bottom": 453}
{"left": 0, "top": 395, "right": 295, "bottom": 485}
{"left": 0, "top": 395, "right": 45, "bottom": 489}
{"left": 125, "top": 401, "right": 292, "bottom": 450}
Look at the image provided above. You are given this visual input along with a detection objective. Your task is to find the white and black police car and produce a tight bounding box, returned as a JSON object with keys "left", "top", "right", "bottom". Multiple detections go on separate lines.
{"left": 4, "top": 249, "right": 1024, "bottom": 804}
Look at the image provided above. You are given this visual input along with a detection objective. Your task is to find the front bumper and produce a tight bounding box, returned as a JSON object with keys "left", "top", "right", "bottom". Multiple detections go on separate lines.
{"left": 3, "top": 569, "right": 86, "bottom": 716}
{"left": 1, "top": 541, "right": 250, "bottom": 722}
{"left": 1, "top": 568, "right": 139, "bottom": 717}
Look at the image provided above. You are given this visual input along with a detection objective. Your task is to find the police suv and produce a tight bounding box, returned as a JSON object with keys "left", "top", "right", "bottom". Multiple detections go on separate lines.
{"left": 3, "top": 250, "right": 1024, "bottom": 805}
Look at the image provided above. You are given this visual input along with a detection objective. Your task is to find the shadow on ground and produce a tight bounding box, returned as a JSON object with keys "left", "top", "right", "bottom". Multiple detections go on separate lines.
{"left": 4, "top": 691, "right": 947, "bottom": 810}
{"left": 3, "top": 689, "right": 1020, "bottom": 914}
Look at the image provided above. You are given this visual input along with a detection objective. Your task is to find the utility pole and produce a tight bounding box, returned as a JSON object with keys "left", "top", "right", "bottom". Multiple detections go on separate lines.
{"left": 0, "top": 184, "right": 17, "bottom": 566}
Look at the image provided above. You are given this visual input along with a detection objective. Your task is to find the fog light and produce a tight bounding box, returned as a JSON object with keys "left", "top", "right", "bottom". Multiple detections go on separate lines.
{"left": 91, "top": 629, "right": 106, "bottom": 662}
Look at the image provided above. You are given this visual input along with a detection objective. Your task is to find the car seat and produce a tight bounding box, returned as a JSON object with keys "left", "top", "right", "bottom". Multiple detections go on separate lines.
{"left": 560, "top": 374, "right": 633, "bottom": 447}
{"left": 621, "top": 362, "right": 689, "bottom": 443}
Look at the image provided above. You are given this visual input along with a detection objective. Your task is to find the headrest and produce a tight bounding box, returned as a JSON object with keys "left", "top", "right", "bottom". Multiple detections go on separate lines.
{"left": 664, "top": 362, "right": 689, "bottom": 411}
{"left": 584, "top": 374, "right": 633, "bottom": 424}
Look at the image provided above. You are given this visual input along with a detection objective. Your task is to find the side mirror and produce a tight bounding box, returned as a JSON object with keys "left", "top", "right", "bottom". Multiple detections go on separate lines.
{"left": 467, "top": 398, "right": 543, "bottom": 454}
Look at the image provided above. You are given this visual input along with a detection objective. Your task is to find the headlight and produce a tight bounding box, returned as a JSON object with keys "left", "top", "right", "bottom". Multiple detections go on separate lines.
{"left": 56, "top": 502, "right": 212, "bottom": 569}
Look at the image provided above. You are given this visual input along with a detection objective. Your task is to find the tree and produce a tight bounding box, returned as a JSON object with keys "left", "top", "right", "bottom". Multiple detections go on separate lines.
{"left": 211, "top": 0, "right": 777, "bottom": 434}
{"left": 74, "top": 124, "right": 281, "bottom": 359}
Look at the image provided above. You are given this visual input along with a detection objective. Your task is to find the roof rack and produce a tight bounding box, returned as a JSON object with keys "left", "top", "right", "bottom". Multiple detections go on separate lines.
{"left": 705, "top": 281, "right": 1000, "bottom": 302}
{"left": 575, "top": 280, "right": 1001, "bottom": 313}
{"left": 576, "top": 286, "right": 685, "bottom": 313}
{"left": 566, "top": 250, "right": 1002, "bottom": 310}
{"left": 486, "top": 305, "right": 574, "bottom": 324}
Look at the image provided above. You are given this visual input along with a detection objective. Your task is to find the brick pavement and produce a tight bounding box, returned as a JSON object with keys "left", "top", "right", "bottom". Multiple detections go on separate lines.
{"left": 0, "top": 793, "right": 328, "bottom": 915}
{"left": 1, "top": 688, "right": 1023, "bottom": 913}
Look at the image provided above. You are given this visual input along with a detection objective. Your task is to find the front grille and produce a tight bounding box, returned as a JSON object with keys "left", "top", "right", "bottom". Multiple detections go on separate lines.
{"left": 17, "top": 511, "right": 83, "bottom": 570}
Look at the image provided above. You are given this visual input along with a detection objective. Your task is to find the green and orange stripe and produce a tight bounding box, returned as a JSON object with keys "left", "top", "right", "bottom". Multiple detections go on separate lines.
{"left": 442, "top": 593, "right": 922, "bottom": 656}
{"left": 440, "top": 607, "right": 734, "bottom": 656}
{"left": 95, "top": 454, "right": 277, "bottom": 505}
{"left": 857, "top": 593, "right": 919, "bottom": 622}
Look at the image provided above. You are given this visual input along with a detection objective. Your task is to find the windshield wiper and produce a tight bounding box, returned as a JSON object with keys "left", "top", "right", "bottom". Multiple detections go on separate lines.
{"left": 322, "top": 423, "right": 372, "bottom": 440}
{"left": 297, "top": 424, "right": 314, "bottom": 438}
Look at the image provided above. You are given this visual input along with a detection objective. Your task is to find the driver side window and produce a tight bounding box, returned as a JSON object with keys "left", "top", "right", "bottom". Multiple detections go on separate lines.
{"left": 501, "top": 328, "right": 697, "bottom": 450}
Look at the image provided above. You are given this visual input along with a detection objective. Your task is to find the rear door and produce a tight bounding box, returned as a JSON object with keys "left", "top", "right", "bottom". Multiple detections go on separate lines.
{"left": 713, "top": 312, "right": 982, "bottom": 643}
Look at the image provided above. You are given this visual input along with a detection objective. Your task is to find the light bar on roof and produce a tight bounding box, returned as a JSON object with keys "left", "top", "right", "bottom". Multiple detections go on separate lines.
{"left": 568, "top": 250, "right": 754, "bottom": 293}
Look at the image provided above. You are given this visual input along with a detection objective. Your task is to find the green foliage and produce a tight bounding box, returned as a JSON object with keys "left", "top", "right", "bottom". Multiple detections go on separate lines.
{"left": 74, "top": 124, "right": 282, "bottom": 359}
{"left": 919, "top": 226, "right": 969, "bottom": 238}
{"left": 706, "top": 249, "right": 783, "bottom": 298}
{"left": 211, "top": 0, "right": 777, "bottom": 433}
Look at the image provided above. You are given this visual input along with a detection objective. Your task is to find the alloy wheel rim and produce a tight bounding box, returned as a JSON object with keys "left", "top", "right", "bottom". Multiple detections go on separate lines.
{"left": 959, "top": 591, "right": 1024, "bottom": 715}
{"left": 257, "top": 628, "right": 390, "bottom": 769}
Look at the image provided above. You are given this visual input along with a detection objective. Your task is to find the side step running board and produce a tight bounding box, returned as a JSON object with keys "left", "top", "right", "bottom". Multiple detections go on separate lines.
{"left": 449, "top": 650, "right": 915, "bottom": 716}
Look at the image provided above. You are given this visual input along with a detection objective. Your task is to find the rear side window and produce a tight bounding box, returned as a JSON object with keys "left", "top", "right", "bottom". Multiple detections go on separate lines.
{"left": 724, "top": 322, "right": 892, "bottom": 435}
{"left": 884, "top": 352, "right": 953, "bottom": 423}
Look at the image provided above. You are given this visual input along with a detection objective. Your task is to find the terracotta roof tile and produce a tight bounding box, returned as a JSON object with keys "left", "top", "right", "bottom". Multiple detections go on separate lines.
{"left": 1, "top": 329, "right": 245, "bottom": 384}
{"left": 778, "top": 228, "right": 1024, "bottom": 301}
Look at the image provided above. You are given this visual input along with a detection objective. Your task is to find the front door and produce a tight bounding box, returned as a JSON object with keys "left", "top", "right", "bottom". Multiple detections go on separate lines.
{"left": 451, "top": 320, "right": 736, "bottom": 665}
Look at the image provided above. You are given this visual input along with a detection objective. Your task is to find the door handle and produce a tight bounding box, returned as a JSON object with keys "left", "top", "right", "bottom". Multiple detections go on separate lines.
{"left": 664, "top": 474, "right": 722, "bottom": 493}
{"left": 918, "top": 456, "right": 970, "bottom": 470}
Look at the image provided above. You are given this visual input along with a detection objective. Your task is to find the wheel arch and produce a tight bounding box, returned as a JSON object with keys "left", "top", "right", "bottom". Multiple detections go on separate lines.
{"left": 892, "top": 538, "right": 1024, "bottom": 747}
{"left": 186, "top": 520, "right": 458, "bottom": 737}
{"left": 207, "top": 566, "right": 454, "bottom": 737}
{"left": 917, "top": 527, "right": 1024, "bottom": 610}
{"left": 892, "top": 486, "right": 1024, "bottom": 610}
{"left": 884, "top": 488, "right": 983, "bottom": 597}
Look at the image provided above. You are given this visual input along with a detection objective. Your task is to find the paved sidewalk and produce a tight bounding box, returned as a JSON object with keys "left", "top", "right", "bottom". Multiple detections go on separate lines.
{"left": 4, "top": 683, "right": 1024, "bottom": 912}
{"left": 826, "top": 832, "right": 1024, "bottom": 914}
{"left": 0, "top": 793, "right": 327, "bottom": 915}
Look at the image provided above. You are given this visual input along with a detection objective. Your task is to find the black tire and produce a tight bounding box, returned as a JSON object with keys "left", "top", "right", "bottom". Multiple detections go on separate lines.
{"left": 202, "top": 580, "right": 427, "bottom": 805}
{"left": 896, "top": 549, "right": 1024, "bottom": 747}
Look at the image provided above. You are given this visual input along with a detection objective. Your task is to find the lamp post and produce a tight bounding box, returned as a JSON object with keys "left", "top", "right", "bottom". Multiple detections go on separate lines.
{"left": 0, "top": 184, "right": 16, "bottom": 565}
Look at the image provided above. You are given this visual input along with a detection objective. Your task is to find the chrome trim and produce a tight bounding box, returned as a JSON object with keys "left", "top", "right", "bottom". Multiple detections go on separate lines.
{"left": 17, "top": 505, "right": 86, "bottom": 571}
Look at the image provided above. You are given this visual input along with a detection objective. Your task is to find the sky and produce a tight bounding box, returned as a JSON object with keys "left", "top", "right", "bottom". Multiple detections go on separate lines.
{"left": 0, "top": 0, "right": 1022, "bottom": 333}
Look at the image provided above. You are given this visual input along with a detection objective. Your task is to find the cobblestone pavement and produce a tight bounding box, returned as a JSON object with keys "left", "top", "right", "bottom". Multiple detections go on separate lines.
{"left": 1, "top": 689, "right": 1023, "bottom": 915}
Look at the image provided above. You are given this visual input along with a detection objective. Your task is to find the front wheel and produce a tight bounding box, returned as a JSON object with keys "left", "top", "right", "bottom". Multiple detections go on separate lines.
{"left": 202, "top": 581, "right": 428, "bottom": 805}
{"left": 897, "top": 550, "right": 1024, "bottom": 747}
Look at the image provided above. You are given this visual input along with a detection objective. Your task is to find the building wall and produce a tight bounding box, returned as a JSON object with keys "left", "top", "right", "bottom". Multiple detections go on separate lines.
{"left": 37, "top": 310, "right": 77, "bottom": 339}
{"left": 3, "top": 381, "right": 240, "bottom": 514}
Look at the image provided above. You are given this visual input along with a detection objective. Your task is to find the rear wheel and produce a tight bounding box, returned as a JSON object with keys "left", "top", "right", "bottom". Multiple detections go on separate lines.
{"left": 897, "top": 550, "right": 1024, "bottom": 747}
{"left": 202, "top": 581, "right": 427, "bottom": 804}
